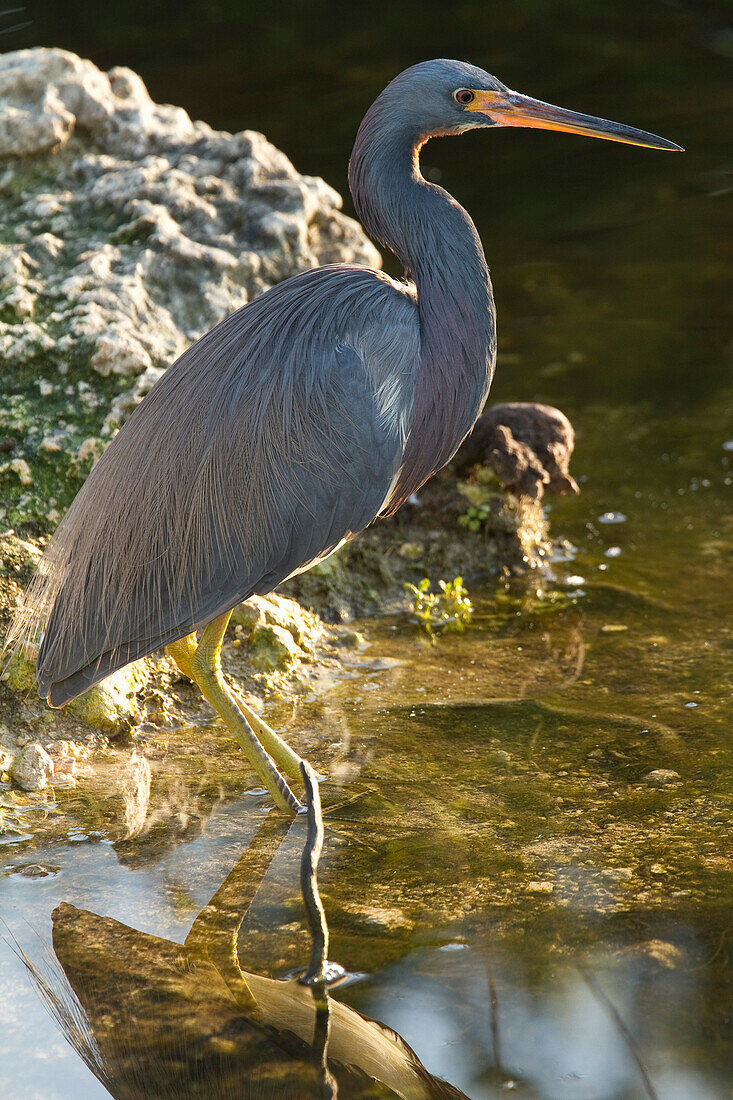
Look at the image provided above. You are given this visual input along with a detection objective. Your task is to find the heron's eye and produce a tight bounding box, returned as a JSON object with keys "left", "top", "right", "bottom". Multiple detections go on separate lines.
{"left": 454, "top": 89, "right": 475, "bottom": 106}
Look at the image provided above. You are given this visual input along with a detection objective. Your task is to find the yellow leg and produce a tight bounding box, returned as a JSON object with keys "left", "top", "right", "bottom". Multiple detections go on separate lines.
{"left": 168, "top": 631, "right": 197, "bottom": 680}
{"left": 168, "top": 612, "right": 303, "bottom": 814}
{"left": 168, "top": 625, "right": 305, "bottom": 782}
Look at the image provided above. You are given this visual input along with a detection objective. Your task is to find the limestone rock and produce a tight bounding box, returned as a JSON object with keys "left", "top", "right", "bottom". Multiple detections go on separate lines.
{"left": 2, "top": 649, "right": 36, "bottom": 691}
{"left": 0, "top": 48, "right": 381, "bottom": 527}
{"left": 10, "top": 740, "right": 55, "bottom": 790}
{"left": 232, "top": 592, "right": 321, "bottom": 672}
{"left": 66, "top": 660, "right": 147, "bottom": 732}
{"left": 1, "top": 542, "right": 148, "bottom": 731}
{"left": 232, "top": 592, "right": 320, "bottom": 651}
{"left": 250, "top": 623, "right": 302, "bottom": 672}
{"left": 0, "top": 532, "right": 43, "bottom": 645}
{"left": 2, "top": 648, "right": 146, "bottom": 733}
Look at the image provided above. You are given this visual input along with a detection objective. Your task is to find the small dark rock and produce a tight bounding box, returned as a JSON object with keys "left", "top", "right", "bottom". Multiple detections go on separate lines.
{"left": 453, "top": 402, "right": 579, "bottom": 500}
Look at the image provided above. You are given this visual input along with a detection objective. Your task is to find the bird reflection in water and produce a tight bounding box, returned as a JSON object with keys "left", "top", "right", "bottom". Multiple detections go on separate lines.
{"left": 15, "top": 764, "right": 466, "bottom": 1099}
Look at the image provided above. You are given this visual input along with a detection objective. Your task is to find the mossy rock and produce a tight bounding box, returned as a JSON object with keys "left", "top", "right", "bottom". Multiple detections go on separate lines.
{"left": 3, "top": 644, "right": 149, "bottom": 733}
{"left": 0, "top": 48, "right": 379, "bottom": 529}
{"left": 66, "top": 661, "right": 148, "bottom": 731}
{"left": 0, "top": 532, "right": 42, "bottom": 635}
{"left": 249, "top": 623, "right": 302, "bottom": 672}
{"left": 3, "top": 649, "right": 37, "bottom": 692}
{"left": 232, "top": 593, "right": 320, "bottom": 653}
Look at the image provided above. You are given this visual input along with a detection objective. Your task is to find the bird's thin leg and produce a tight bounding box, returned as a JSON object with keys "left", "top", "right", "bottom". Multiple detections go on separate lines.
{"left": 170, "top": 611, "right": 303, "bottom": 813}
{"left": 228, "top": 686, "right": 306, "bottom": 784}
{"left": 168, "top": 620, "right": 308, "bottom": 790}
{"left": 168, "top": 622, "right": 306, "bottom": 784}
{"left": 168, "top": 631, "right": 198, "bottom": 681}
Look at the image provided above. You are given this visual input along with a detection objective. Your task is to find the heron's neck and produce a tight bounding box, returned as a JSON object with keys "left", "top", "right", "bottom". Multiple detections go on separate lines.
{"left": 349, "top": 121, "right": 496, "bottom": 510}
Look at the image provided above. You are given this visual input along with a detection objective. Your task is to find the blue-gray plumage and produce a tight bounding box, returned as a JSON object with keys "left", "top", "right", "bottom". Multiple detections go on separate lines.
{"left": 10, "top": 59, "right": 681, "bottom": 811}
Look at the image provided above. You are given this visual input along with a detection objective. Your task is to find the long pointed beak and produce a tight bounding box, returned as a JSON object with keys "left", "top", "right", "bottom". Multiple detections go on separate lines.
{"left": 468, "top": 89, "right": 683, "bottom": 152}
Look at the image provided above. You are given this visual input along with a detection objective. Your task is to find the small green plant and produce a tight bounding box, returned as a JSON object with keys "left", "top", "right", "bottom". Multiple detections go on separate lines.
{"left": 458, "top": 502, "right": 491, "bottom": 532}
{"left": 404, "top": 576, "right": 473, "bottom": 635}
{"left": 456, "top": 467, "right": 502, "bottom": 532}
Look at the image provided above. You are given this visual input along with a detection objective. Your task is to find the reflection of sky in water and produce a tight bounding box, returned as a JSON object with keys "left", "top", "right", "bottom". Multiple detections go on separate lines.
{"left": 1, "top": 804, "right": 317, "bottom": 1100}
{"left": 350, "top": 943, "right": 719, "bottom": 1099}
{"left": 1, "top": 802, "right": 259, "bottom": 1099}
{"left": 3, "top": 878, "right": 720, "bottom": 1100}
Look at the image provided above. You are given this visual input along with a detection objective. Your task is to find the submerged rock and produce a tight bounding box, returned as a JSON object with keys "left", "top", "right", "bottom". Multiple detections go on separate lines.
{"left": 0, "top": 48, "right": 380, "bottom": 528}
{"left": 642, "top": 768, "right": 682, "bottom": 788}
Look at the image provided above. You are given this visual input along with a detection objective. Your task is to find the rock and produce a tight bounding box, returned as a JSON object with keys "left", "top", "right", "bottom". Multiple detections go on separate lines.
{"left": 14, "top": 863, "right": 57, "bottom": 878}
{"left": 620, "top": 939, "right": 687, "bottom": 969}
{"left": 232, "top": 592, "right": 320, "bottom": 652}
{"left": 249, "top": 623, "right": 302, "bottom": 672}
{"left": 333, "top": 629, "right": 366, "bottom": 648}
{"left": 9, "top": 741, "right": 55, "bottom": 790}
{"left": 231, "top": 587, "right": 321, "bottom": 672}
{"left": 526, "top": 880, "right": 555, "bottom": 895}
{"left": 642, "top": 769, "right": 682, "bottom": 787}
{"left": 2, "top": 648, "right": 37, "bottom": 691}
{"left": 453, "top": 402, "right": 578, "bottom": 500}
{"left": 2, "top": 578, "right": 147, "bottom": 732}
{"left": 0, "top": 531, "right": 44, "bottom": 652}
{"left": 0, "top": 457, "right": 33, "bottom": 485}
{"left": 66, "top": 660, "right": 147, "bottom": 732}
{"left": 0, "top": 48, "right": 381, "bottom": 527}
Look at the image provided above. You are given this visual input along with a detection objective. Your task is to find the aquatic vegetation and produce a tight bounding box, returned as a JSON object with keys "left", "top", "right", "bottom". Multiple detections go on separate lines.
{"left": 404, "top": 575, "right": 473, "bottom": 635}
{"left": 457, "top": 464, "right": 502, "bottom": 531}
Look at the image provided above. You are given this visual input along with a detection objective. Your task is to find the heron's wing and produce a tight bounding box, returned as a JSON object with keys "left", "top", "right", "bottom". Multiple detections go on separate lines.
{"left": 24, "top": 265, "right": 419, "bottom": 704}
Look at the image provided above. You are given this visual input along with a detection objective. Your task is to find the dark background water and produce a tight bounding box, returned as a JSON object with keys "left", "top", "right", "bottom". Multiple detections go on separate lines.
{"left": 1, "top": 2, "right": 731, "bottom": 1097}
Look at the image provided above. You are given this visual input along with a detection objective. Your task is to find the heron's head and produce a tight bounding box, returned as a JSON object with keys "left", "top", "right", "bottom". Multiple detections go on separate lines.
{"left": 385, "top": 59, "right": 682, "bottom": 152}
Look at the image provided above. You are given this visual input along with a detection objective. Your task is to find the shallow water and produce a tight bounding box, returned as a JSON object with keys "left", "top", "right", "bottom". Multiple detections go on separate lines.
{"left": 2, "top": 3, "right": 732, "bottom": 1097}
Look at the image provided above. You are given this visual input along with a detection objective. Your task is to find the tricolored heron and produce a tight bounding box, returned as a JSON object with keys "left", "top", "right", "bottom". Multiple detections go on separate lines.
{"left": 10, "top": 60, "right": 681, "bottom": 813}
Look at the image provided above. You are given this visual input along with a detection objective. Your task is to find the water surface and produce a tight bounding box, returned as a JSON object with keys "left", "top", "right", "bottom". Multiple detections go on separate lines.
{"left": 1, "top": 3, "right": 731, "bottom": 1096}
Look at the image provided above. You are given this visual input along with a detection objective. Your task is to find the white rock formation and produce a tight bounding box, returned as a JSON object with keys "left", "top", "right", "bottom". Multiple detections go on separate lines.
{"left": 0, "top": 48, "right": 380, "bottom": 526}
